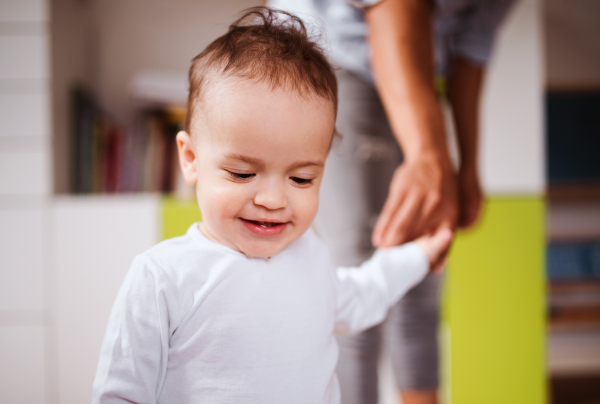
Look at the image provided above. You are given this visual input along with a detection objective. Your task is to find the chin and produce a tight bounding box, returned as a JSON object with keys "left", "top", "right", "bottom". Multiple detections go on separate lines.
{"left": 243, "top": 247, "right": 283, "bottom": 259}
{"left": 240, "top": 241, "right": 287, "bottom": 259}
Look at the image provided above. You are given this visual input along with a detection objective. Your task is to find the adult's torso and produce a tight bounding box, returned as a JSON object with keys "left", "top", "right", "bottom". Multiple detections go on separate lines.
{"left": 268, "top": 0, "right": 510, "bottom": 81}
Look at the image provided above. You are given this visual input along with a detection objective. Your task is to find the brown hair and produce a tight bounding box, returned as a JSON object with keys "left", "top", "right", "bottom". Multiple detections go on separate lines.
{"left": 185, "top": 7, "right": 338, "bottom": 133}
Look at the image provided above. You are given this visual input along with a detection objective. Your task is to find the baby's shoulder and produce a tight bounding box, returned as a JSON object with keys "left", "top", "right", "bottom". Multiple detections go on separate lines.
{"left": 131, "top": 231, "right": 231, "bottom": 289}
{"left": 287, "top": 227, "right": 333, "bottom": 263}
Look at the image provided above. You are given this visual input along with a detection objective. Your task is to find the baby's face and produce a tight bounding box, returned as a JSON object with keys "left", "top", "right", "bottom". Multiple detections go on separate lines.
{"left": 177, "top": 78, "right": 335, "bottom": 258}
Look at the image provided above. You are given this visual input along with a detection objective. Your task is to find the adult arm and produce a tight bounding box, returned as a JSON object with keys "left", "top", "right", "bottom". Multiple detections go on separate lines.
{"left": 445, "top": 0, "right": 516, "bottom": 228}
{"left": 447, "top": 56, "right": 484, "bottom": 228}
{"left": 365, "top": 0, "right": 458, "bottom": 248}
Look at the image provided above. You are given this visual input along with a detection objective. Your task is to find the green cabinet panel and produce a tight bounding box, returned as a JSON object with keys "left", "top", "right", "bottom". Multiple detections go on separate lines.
{"left": 442, "top": 197, "right": 546, "bottom": 404}
{"left": 161, "top": 197, "right": 201, "bottom": 240}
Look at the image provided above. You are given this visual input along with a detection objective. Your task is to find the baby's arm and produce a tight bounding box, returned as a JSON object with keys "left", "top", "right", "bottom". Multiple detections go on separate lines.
{"left": 92, "top": 255, "right": 175, "bottom": 404}
{"left": 334, "top": 228, "right": 452, "bottom": 334}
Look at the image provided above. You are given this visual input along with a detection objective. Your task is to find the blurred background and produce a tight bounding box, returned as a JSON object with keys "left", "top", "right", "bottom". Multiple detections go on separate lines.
{"left": 0, "top": 0, "right": 599, "bottom": 403}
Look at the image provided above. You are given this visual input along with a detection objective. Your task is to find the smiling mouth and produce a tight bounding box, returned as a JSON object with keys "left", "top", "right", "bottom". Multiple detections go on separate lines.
{"left": 240, "top": 218, "right": 288, "bottom": 236}
{"left": 244, "top": 219, "right": 284, "bottom": 227}
{"left": 248, "top": 220, "right": 283, "bottom": 228}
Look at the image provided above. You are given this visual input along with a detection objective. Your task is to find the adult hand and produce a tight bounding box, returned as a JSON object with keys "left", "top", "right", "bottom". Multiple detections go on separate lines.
{"left": 371, "top": 154, "right": 458, "bottom": 248}
{"left": 365, "top": 0, "right": 459, "bottom": 249}
{"left": 457, "top": 166, "right": 483, "bottom": 229}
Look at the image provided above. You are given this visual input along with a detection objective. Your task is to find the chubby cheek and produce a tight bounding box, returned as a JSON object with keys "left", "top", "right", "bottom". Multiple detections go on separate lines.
{"left": 197, "top": 178, "right": 248, "bottom": 229}
{"left": 292, "top": 187, "right": 320, "bottom": 232}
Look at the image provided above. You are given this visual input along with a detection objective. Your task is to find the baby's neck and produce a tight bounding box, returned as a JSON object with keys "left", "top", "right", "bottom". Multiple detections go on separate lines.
{"left": 197, "top": 222, "right": 272, "bottom": 260}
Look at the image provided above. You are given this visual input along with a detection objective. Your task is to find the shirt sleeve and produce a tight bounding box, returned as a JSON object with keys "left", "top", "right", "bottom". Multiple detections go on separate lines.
{"left": 334, "top": 242, "right": 429, "bottom": 334}
{"left": 451, "top": 0, "right": 516, "bottom": 66}
{"left": 92, "top": 255, "right": 178, "bottom": 404}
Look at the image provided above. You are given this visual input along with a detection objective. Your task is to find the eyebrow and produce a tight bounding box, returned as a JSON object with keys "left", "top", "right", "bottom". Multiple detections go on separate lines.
{"left": 225, "top": 153, "right": 265, "bottom": 166}
{"left": 291, "top": 160, "right": 324, "bottom": 168}
{"left": 224, "top": 153, "right": 324, "bottom": 168}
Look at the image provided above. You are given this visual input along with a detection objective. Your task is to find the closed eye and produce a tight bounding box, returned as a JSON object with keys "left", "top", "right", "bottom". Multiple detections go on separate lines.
{"left": 290, "top": 177, "right": 313, "bottom": 186}
{"left": 226, "top": 171, "right": 255, "bottom": 181}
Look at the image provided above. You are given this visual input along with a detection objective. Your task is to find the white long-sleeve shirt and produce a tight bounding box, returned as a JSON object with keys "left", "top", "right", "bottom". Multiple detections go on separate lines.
{"left": 92, "top": 223, "right": 428, "bottom": 404}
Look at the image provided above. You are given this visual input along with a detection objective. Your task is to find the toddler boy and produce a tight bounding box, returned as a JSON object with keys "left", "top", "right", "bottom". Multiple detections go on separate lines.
{"left": 92, "top": 7, "right": 451, "bottom": 404}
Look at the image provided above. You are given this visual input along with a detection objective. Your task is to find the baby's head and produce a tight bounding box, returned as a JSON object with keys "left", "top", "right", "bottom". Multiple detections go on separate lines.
{"left": 176, "top": 7, "right": 337, "bottom": 258}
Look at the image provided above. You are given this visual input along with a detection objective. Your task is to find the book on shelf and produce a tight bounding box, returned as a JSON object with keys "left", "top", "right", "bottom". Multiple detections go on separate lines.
{"left": 71, "top": 88, "right": 189, "bottom": 196}
{"left": 547, "top": 241, "right": 600, "bottom": 280}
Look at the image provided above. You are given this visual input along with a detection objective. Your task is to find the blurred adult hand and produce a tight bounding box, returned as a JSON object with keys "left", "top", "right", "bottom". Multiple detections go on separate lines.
{"left": 372, "top": 154, "right": 458, "bottom": 248}
{"left": 456, "top": 166, "right": 483, "bottom": 229}
{"left": 366, "top": 0, "right": 459, "bottom": 250}
{"left": 448, "top": 57, "right": 485, "bottom": 230}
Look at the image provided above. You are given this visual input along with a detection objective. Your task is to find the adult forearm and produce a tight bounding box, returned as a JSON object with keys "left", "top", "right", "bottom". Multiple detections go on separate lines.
{"left": 447, "top": 56, "right": 485, "bottom": 228}
{"left": 365, "top": 0, "right": 451, "bottom": 166}
{"left": 447, "top": 56, "right": 484, "bottom": 173}
{"left": 366, "top": 0, "right": 459, "bottom": 245}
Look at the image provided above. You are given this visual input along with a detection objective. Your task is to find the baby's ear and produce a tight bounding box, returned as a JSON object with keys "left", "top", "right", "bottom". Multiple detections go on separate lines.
{"left": 176, "top": 131, "right": 198, "bottom": 185}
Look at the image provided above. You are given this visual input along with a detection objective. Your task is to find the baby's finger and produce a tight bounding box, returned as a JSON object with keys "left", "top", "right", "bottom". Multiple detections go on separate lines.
{"left": 431, "top": 227, "right": 453, "bottom": 255}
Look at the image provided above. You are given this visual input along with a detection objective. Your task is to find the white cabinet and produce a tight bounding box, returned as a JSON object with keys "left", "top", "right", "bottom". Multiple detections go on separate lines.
{"left": 0, "top": 151, "right": 50, "bottom": 196}
{"left": 53, "top": 195, "right": 159, "bottom": 403}
{"left": 0, "top": 326, "right": 45, "bottom": 404}
{"left": 0, "top": 209, "right": 44, "bottom": 310}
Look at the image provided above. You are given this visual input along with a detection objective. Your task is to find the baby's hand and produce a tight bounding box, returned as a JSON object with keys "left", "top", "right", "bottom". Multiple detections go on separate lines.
{"left": 414, "top": 228, "right": 453, "bottom": 273}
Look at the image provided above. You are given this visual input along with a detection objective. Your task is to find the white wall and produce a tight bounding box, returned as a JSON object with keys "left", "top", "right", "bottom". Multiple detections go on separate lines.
{"left": 87, "top": 0, "right": 259, "bottom": 123}
{"left": 479, "top": 0, "right": 545, "bottom": 195}
{"left": 0, "top": 1, "right": 51, "bottom": 403}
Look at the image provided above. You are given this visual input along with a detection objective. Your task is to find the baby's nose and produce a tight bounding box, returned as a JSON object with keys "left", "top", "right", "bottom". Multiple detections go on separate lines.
{"left": 253, "top": 181, "right": 288, "bottom": 210}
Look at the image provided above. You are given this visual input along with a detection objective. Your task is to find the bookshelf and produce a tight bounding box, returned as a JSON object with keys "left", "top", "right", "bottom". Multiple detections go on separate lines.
{"left": 545, "top": 90, "right": 600, "bottom": 390}
{"left": 545, "top": 89, "right": 600, "bottom": 288}
{"left": 70, "top": 86, "right": 188, "bottom": 195}
{"left": 544, "top": 2, "right": 600, "bottom": 397}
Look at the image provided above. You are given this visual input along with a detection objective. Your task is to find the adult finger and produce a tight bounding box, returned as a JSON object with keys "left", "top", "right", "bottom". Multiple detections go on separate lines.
{"left": 372, "top": 181, "right": 409, "bottom": 247}
{"left": 420, "top": 189, "right": 444, "bottom": 228}
{"left": 380, "top": 191, "right": 423, "bottom": 247}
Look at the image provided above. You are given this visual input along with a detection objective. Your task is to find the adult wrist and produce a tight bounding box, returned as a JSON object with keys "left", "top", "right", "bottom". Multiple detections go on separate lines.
{"left": 458, "top": 160, "right": 479, "bottom": 176}
{"left": 403, "top": 146, "right": 453, "bottom": 174}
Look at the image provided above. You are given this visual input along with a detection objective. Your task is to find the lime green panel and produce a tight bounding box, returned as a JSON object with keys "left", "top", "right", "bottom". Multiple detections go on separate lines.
{"left": 442, "top": 197, "right": 546, "bottom": 404}
{"left": 161, "top": 197, "right": 202, "bottom": 240}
